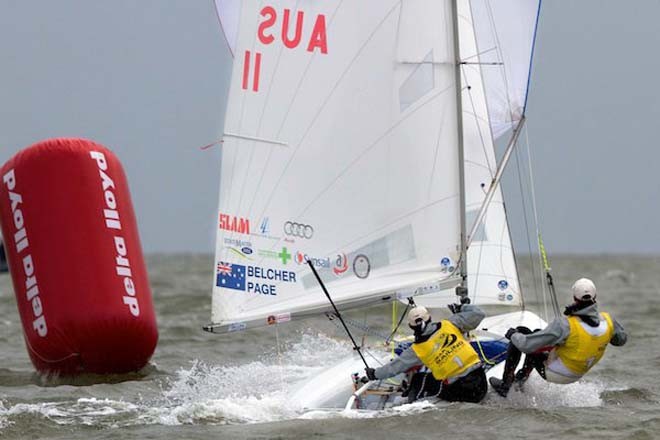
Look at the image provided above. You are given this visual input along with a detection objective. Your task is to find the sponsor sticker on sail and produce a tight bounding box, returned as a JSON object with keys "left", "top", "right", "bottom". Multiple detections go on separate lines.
{"left": 219, "top": 213, "right": 250, "bottom": 235}
{"left": 333, "top": 253, "right": 349, "bottom": 276}
{"left": 267, "top": 312, "right": 292, "bottom": 325}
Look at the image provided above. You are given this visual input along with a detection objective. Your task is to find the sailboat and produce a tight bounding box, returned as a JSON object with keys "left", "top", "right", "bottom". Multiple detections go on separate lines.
{"left": 205, "top": 0, "right": 557, "bottom": 410}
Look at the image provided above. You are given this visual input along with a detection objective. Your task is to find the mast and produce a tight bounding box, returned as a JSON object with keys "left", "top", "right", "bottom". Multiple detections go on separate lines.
{"left": 451, "top": 0, "right": 467, "bottom": 292}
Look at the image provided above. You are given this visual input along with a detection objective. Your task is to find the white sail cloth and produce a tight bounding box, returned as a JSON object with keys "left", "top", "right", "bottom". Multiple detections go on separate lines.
{"left": 468, "top": 0, "right": 541, "bottom": 139}
{"left": 216, "top": 0, "right": 541, "bottom": 140}
{"left": 210, "top": 0, "right": 465, "bottom": 330}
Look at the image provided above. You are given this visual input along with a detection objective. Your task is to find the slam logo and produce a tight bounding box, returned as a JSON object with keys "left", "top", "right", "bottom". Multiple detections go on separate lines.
{"left": 219, "top": 213, "right": 250, "bottom": 234}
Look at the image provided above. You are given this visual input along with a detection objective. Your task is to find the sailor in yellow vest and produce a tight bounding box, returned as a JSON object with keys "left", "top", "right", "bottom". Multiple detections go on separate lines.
{"left": 489, "top": 278, "right": 627, "bottom": 397}
{"left": 360, "top": 303, "right": 488, "bottom": 403}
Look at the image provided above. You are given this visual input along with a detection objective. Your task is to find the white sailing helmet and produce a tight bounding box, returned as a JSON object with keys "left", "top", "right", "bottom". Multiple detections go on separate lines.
{"left": 408, "top": 306, "right": 431, "bottom": 326}
{"left": 571, "top": 278, "right": 597, "bottom": 301}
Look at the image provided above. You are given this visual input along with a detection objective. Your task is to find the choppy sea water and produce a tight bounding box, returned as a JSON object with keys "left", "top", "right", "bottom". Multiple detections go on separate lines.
{"left": 0, "top": 254, "right": 657, "bottom": 440}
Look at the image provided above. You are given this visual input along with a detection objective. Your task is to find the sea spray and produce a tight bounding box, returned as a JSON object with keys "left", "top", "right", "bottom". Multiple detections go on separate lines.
{"left": 158, "top": 332, "right": 352, "bottom": 424}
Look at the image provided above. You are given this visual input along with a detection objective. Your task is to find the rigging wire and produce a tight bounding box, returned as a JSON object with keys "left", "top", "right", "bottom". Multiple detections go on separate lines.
{"left": 308, "top": 260, "right": 370, "bottom": 369}
{"left": 385, "top": 298, "right": 415, "bottom": 346}
{"left": 523, "top": 125, "right": 547, "bottom": 308}
{"left": 513, "top": 133, "right": 547, "bottom": 320}
{"left": 524, "top": 126, "right": 561, "bottom": 317}
{"left": 326, "top": 312, "right": 391, "bottom": 341}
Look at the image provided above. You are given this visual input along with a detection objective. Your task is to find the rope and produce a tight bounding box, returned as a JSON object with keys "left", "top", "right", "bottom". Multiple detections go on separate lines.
{"left": 473, "top": 338, "right": 502, "bottom": 366}
{"left": 474, "top": 339, "right": 496, "bottom": 365}
{"left": 415, "top": 373, "right": 429, "bottom": 401}
{"left": 538, "top": 233, "right": 561, "bottom": 317}
{"left": 472, "top": 334, "right": 511, "bottom": 367}
{"left": 524, "top": 126, "right": 549, "bottom": 319}
{"left": 513, "top": 141, "right": 548, "bottom": 320}
{"left": 385, "top": 298, "right": 415, "bottom": 346}
{"left": 524, "top": 125, "right": 561, "bottom": 319}
{"left": 538, "top": 233, "right": 551, "bottom": 273}
{"left": 326, "top": 313, "right": 391, "bottom": 341}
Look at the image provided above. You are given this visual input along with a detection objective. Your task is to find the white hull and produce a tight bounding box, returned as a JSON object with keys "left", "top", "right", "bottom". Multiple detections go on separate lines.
{"left": 291, "top": 311, "right": 547, "bottom": 410}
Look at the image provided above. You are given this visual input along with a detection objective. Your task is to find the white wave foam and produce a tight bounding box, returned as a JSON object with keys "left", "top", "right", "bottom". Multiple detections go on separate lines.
{"left": 0, "top": 397, "right": 140, "bottom": 428}
{"left": 299, "top": 399, "right": 441, "bottom": 421}
{"left": 0, "top": 401, "right": 11, "bottom": 430}
{"left": 0, "top": 333, "right": 351, "bottom": 429}
{"left": 155, "top": 332, "right": 352, "bottom": 425}
{"left": 485, "top": 374, "right": 605, "bottom": 408}
{"left": 297, "top": 377, "right": 605, "bottom": 421}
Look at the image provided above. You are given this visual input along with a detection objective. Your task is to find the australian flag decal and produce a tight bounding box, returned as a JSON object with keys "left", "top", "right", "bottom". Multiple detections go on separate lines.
{"left": 216, "top": 261, "right": 246, "bottom": 291}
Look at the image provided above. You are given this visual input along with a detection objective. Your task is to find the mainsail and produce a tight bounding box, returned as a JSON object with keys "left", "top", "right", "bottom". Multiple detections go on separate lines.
{"left": 207, "top": 0, "right": 541, "bottom": 332}
{"left": 208, "top": 0, "right": 467, "bottom": 332}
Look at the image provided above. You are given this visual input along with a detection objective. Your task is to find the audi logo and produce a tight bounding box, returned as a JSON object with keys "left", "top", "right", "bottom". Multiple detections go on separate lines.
{"left": 284, "top": 221, "right": 314, "bottom": 239}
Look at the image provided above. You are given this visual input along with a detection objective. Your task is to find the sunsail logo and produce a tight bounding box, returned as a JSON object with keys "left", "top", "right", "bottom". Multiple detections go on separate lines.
{"left": 219, "top": 213, "right": 250, "bottom": 234}
{"left": 294, "top": 251, "right": 329, "bottom": 268}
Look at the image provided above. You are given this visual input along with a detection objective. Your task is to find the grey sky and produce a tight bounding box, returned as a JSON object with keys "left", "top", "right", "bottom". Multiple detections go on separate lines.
{"left": 0, "top": 1, "right": 658, "bottom": 254}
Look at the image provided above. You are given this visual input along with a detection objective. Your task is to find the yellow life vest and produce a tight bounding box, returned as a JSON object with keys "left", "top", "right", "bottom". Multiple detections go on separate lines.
{"left": 411, "top": 320, "right": 480, "bottom": 381}
{"left": 555, "top": 312, "right": 614, "bottom": 376}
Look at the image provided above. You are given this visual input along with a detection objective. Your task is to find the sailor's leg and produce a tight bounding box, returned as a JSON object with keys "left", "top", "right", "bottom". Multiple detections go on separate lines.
{"left": 406, "top": 372, "right": 442, "bottom": 403}
{"left": 533, "top": 352, "right": 549, "bottom": 380}
{"left": 511, "top": 328, "right": 542, "bottom": 382}
{"left": 439, "top": 367, "right": 487, "bottom": 403}
{"left": 489, "top": 326, "right": 532, "bottom": 397}
{"left": 512, "top": 351, "right": 545, "bottom": 389}
{"left": 515, "top": 354, "right": 535, "bottom": 384}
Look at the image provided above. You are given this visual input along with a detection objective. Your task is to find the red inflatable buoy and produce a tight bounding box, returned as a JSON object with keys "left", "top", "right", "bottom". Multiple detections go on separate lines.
{"left": 0, "top": 138, "right": 158, "bottom": 374}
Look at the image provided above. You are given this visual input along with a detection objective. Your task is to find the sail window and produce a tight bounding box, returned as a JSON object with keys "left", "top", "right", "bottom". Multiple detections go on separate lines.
{"left": 301, "top": 225, "right": 416, "bottom": 289}
{"left": 399, "top": 50, "right": 435, "bottom": 112}
{"left": 466, "top": 209, "right": 488, "bottom": 242}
